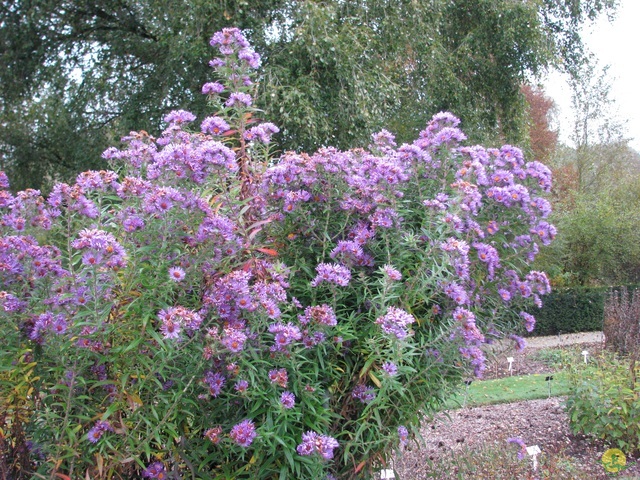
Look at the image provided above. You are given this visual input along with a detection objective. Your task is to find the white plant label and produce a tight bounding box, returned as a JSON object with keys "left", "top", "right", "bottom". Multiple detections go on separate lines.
{"left": 582, "top": 350, "right": 589, "bottom": 364}
{"left": 380, "top": 469, "right": 395, "bottom": 479}
{"left": 527, "top": 445, "right": 541, "bottom": 471}
{"left": 526, "top": 445, "right": 541, "bottom": 456}
{"left": 507, "top": 356, "right": 514, "bottom": 372}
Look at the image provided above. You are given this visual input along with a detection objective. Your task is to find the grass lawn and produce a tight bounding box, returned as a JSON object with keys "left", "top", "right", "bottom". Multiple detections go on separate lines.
{"left": 447, "top": 371, "right": 571, "bottom": 408}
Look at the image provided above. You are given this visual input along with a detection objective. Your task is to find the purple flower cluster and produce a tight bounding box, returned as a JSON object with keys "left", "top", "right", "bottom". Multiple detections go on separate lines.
{"left": 382, "top": 265, "right": 402, "bottom": 281}
{"left": 48, "top": 183, "right": 100, "bottom": 219}
{"left": 204, "top": 426, "right": 223, "bottom": 444}
{"left": 0, "top": 27, "right": 561, "bottom": 476}
{"left": 28, "top": 313, "right": 68, "bottom": 342}
{"left": 398, "top": 425, "right": 409, "bottom": 446}
{"left": 296, "top": 431, "right": 339, "bottom": 460}
{"left": 202, "top": 82, "right": 224, "bottom": 95}
{"left": 507, "top": 437, "right": 528, "bottom": 460}
{"left": 204, "top": 263, "right": 288, "bottom": 324}
{"left": 269, "top": 322, "right": 302, "bottom": 352}
{"left": 381, "top": 361, "right": 398, "bottom": 376}
{"left": 157, "top": 306, "right": 203, "bottom": 339}
{"left": 71, "top": 228, "right": 127, "bottom": 270}
{"left": 164, "top": 110, "right": 196, "bottom": 125}
{"left": 310, "top": 263, "right": 352, "bottom": 287}
{"left": 375, "top": 307, "right": 415, "bottom": 340}
{"left": 244, "top": 122, "right": 280, "bottom": 143}
{"left": 298, "top": 304, "right": 337, "bottom": 327}
{"left": 230, "top": 419, "right": 257, "bottom": 447}
{"left": 87, "top": 420, "right": 113, "bottom": 443}
{"left": 352, "top": 384, "right": 376, "bottom": 404}
{"left": 280, "top": 391, "right": 296, "bottom": 409}
{"left": 209, "top": 28, "right": 260, "bottom": 69}
{"left": 520, "top": 311, "right": 536, "bottom": 332}
{"left": 204, "top": 371, "right": 226, "bottom": 397}
{"left": 142, "top": 462, "right": 166, "bottom": 479}
{"left": 459, "top": 346, "right": 486, "bottom": 378}
{"left": 268, "top": 368, "right": 288, "bottom": 388}
{"left": 510, "top": 334, "right": 527, "bottom": 351}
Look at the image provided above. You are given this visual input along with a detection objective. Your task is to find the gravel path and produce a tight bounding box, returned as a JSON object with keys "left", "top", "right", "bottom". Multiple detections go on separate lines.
{"left": 525, "top": 331, "right": 604, "bottom": 349}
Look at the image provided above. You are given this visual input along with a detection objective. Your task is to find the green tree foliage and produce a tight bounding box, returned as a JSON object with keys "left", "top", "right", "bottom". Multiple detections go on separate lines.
{"left": 534, "top": 57, "right": 640, "bottom": 286}
{"left": 0, "top": 0, "right": 617, "bottom": 191}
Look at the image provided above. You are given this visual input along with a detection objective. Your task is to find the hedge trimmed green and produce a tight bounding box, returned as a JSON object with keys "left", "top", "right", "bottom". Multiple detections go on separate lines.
{"left": 529, "top": 285, "right": 640, "bottom": 336}
{"left": 529, "top": 287, "right": 605, "bottom": 336}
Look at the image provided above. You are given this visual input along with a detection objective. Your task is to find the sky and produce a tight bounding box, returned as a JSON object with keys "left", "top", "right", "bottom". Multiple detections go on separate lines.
{"left": 543, "top": 0, "right": 640, "bottom": 150}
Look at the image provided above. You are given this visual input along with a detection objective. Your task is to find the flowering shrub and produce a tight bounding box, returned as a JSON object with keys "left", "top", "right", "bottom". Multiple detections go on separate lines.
{"left": 0, "top": 28, "right": 554, "bottom": 479}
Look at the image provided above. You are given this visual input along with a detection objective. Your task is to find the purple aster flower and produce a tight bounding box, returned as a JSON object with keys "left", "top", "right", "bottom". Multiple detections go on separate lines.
{"left": 201, "top": 116, "right": 230, "bottom": 135}
{"left": 164, "top": 109, "right": 196, "bottom": 124}
{"left": 243, "top": 122, "right": 280, "bottom": 143}
{"left": 525, "top": 161, "right": 553, "bottom": 191}
{"left": 486, "top": 220, "right": 500, "bottom": 235}
{"left": 235, "top": 379, "right": 249, "bottom": 393}
{"left": 204, "top": 371, "right": 226, "bottom": 397}
{"left": 269, "top": 322, "right": 302, "bottom": 352}
{"left": 370, "top": 207, "right": 399, "bottom": 228}
{"left": 520, "top": 311, "right": 536, "bottom": 332}
{"left": 498, "top": 288, "right": 512, "bottom": 302}
{"left": 440, "top": 237, "right": 470, "bottom": 255}
{"left": 210, "top": 27, "right": 250, "bottom": 51}
{"left": 51, "top": 315, "right": 68, "bottom": 335}
{"left": 507, "top": 437, "right": 528, "bottom": 460}
{"left": 202, "top": 82, "right": 224, "bottom": 95}
{"left": 168, "top": 266, "right": 186, "bottom": 282}
{"left": 86, "top": 421, "right": 112, "bottom": 443}
{"left": 268, "top": 368, "right": 288, "bottom": 388}
{"left": 510, "top": 334, "right": 527, "bottom": 351}
{"left": 310, "top": 263, "right": 351, "bottom": 287}
{"left": 204, "top": 426, "right": 223, "bottom": 444}
{"left": 122, "top": 215, "right": 145, "bottom": 232}
{"left": 299, "top": 304, "right": 337, "bottom": 326}
{"left": 382, "top": 265, "right": 403, "bottom": 281}
{"left": 0, "top": 292, "right": 26, "bottom": 313}
{"left": 526, "top": 271, "right": 551, "bottom": 295}
{"left": 375, "top": 307, "right": 415, "bottom": 340}
{"left": 459, "top": 346, "right": 487, "bottom": 378}
{"left": 296, "top": 431, "right": 339, "bottom": 460}
{"left": 0, "top": 171, "right": 9, "bottom": 189}
{"left": 225, "top": 92, "right": 252, "bottom": 107}
{"left": 230, "top": 419, "right": 257, "bottom": 447}
{"left": 238, "top": 47, "right": 261, "bottom": 68}
{"left": 142, "top": 461, "right": 166, "bottom": 478}
{"left": 381, "top": 361, "right": 398, "bottom": 376}
{"left": 280, "top": 391, "right": 295, "bottom": 409}
{"left": 352, "top": 384, "right": 376, "bottom": 404}
{"left": 398, "top": 426, "right": 409, "bottom": 446}
{"left": 444, "top": 282, "right": 469, "bottom": 305}
{"left": 530, "top": 220, "right": 557, "bottom": 246}
{"left": 371, "top": 129, "right": 397, "bottom": 148}
{"left": 221, "top": 326, "right": 248, "bottom": 352}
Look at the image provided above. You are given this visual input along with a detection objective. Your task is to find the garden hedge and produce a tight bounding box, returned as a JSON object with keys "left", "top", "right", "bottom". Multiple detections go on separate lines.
{"left": 529, "top": 285, "right": 640, "bottom": 336}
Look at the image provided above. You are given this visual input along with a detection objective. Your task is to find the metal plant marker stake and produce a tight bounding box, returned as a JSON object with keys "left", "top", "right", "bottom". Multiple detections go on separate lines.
{"left": 527, "top": 445, "right": 542, "bottom": 472}
{"left": 507, "top": 356, "right": 514, "bottom": 375}
{"left": 463, "top": 380, "right": 472, "bottom": 407}
{"left": 545, "top": 375, "right": 553, "bottom": 398}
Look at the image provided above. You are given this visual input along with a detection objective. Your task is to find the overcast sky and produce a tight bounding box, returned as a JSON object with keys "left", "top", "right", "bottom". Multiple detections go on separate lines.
{"left": 543, "top": 0, "right": 640, "bottom": 150}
